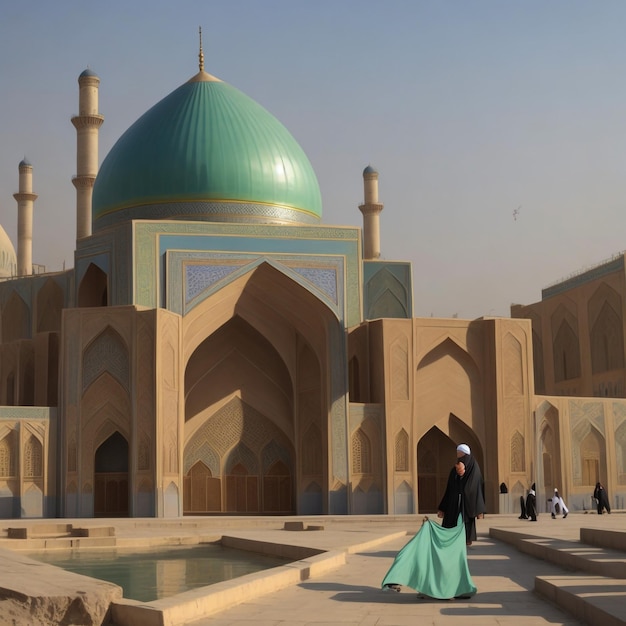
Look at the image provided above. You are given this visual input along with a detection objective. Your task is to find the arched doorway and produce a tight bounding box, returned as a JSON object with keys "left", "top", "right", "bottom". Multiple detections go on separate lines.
{"left": 94, "top": 431, "right": 129, "bottom": 517}
{"left": 417, "top": 427, "right": 456, "bottom": 513}
{"left": 182, "top": 261, "right": 341, "bottom": 515}
{"left": 78, "top": 263, "right": 108, "bottom": 307}
{"left": 183, "top": 461, "right": 221, "bottom": 513}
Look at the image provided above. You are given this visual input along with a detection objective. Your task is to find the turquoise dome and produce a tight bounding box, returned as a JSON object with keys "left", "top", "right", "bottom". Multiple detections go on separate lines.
{"left": 92, "top": 70, "right": 322, "bottom": 231}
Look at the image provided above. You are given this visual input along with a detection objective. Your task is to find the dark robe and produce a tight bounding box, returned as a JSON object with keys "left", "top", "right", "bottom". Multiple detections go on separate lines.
{"left": 518, "top": 495, "right": 527, "bottom": 519}
{"left": 594, "top": 483, "right": 611, "bottom": 514}
{"left": 438, "top": 454, "right": 485, "bottom": 543}
{"left": 525, "top": 491, "right": 537, "bottom": 521}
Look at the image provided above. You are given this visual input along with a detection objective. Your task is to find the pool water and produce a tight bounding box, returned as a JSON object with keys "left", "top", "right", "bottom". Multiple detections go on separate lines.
{"left": 27, "top": 544, "right": 289, "bottom": 602}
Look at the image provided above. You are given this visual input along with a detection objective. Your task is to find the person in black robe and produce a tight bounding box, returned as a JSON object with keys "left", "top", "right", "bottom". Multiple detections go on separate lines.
{"left": 518, "top": 495, "right": 527, "bottom": 519}
{"left": 593, "top": 482, "right": 611, "bottom": 514}
{"left": 437, "top": 443, "right": 485, "bottom": 546}
{"left": 525, "top": 484, "right": 537, "bottom": 521}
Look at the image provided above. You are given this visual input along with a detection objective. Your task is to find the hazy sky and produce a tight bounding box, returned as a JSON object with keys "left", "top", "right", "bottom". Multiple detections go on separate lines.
{"left": 2, "top": 1, "right": 626, "bottom": 319}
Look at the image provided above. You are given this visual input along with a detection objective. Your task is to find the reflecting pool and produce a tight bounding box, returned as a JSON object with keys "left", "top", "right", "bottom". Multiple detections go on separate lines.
{"left": 27, "top": 544, "right": 289, "bottom": 602}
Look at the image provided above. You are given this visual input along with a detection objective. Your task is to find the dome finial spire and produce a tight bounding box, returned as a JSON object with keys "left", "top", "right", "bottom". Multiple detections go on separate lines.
{"left": 198, "top": 26, "right": 204, "bottom": 72}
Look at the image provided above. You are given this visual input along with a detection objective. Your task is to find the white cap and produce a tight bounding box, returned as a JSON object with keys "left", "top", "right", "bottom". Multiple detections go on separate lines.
{"left": 457, "top": 443, "right": 471, "bottom": 455}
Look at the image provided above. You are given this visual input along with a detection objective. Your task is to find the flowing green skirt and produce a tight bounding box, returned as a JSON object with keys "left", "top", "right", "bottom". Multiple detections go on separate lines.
{"left": 381, "top": 515, "right": 476, "bottom": 600}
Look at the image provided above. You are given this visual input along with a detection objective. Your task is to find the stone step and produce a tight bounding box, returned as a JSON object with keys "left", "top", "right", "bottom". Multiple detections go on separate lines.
{"left": 535, "top": 574, "right": 626, "bottom": 626}
{"left": 490, "top": 526, "right": 626, "bottom": 625}
{"left": 490, "top": 527, "right": 626, "bottom": 578}
{"left": 581, "top": 527, "right": 626, "bottom": 552}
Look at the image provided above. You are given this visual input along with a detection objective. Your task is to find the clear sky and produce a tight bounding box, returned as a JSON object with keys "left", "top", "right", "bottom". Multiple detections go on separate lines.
{"left": 1, "top": 1, "right": 626, "bottom": 319}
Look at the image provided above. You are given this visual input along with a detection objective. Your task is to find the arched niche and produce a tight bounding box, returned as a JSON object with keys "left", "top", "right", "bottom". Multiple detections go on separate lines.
{"left": 78, "top": 263, "right": 108, "bottom": 308}
{"left": 94, "top": 431, "right": 129, "bottom": 517}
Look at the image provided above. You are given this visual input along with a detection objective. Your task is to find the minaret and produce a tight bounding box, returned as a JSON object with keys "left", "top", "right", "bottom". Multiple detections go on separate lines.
{"left": 13, "top": 158, "right": 37, "bottom": 276}
{"left": 358, "top": 166, "right": 384, "bottom": 260}
{"left": 71, "top": 69, "right": 104, "bottom": 240}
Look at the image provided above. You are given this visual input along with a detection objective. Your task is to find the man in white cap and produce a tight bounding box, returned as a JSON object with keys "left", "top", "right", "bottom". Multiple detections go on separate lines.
{"left": 551, "top": 488, "right": 569, "bottom": 519}
{"left": 437, "top": 443, "right": 486, "bottom": 545}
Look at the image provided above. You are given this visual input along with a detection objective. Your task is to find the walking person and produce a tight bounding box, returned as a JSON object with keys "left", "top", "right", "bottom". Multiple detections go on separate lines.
{"left": 437, "top": 443, "right": 485, "bottom": 546}
{"left": 518, "top": 495, "right": 527, "bottom": 519}
{"left": 551, "top": 488, "right": 568, "bottom": 519}
{"left": 593, "top": 482, "right": 611, "bottom": 514}
{"left": 525, "top": 484, "right": 538, "bottom": 521}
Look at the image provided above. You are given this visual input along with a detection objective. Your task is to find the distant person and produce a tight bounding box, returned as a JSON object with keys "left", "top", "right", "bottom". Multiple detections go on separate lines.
{"left": 593, "top": 482, "right": 611, "bottom": 514}
{"left": 518, "top": 495, "right": 527, "bottom": 519}
{"left": 525, "top": 484, "right": 538, "bottom": 521}
{"left": 437, "top": 443, "right": 485, "bottom": 546}
{"left": 551, "top": 488, "right": 568, "bottom": 519}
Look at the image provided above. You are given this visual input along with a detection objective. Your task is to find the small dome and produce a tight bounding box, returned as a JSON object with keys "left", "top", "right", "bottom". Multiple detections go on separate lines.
{"left": 363, "top": 165, "right": 378, "bottom": 176}
{"left": 19, "top": 157, "right": 31, "bottom": 168}
{"left": 79, "top": 68, "right": 98, "bottom": 79}
{"left": 0, "top": 225, "right": 17, "bottom": 278}
{"left": 92, "top": 70, "right": 322, "bottom": 231}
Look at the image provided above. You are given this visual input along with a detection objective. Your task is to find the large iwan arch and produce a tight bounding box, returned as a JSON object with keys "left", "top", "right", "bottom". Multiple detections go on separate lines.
{"left": 181, "top": 262, "right": 343, "bottom": 514}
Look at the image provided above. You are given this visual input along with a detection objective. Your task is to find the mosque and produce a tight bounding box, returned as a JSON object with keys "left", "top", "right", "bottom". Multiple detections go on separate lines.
{"left": 0, "top": 41, "right": 625, "bottom": 520}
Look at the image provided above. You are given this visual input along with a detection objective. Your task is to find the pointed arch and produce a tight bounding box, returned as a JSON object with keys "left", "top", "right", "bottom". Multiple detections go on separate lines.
{"left": 183, "top": 461, "right": 221, "bottom": 513}
{"left": 2, "top": 291, "right": 29, "bottom": 342}
{"left": 366, "top": 267, "right": 408, "bottom": 319}
{"left": 224, "top": 443, "right": 258, "bottom": 513}
{"left": 394, "top": 480, "right": 413, "bottom": 515}
{"left": 0, "top": 432, "right": 16, "bottom": 477}
{"left": 78, "top": 263, "right": 108, "bottom": 307}
{"left": 261, "top": 438, "right": 293, "bottom": 475}
{"left": 24, "top": 435, "right": 43, "bottom": 478}
{"left": 353, "top": 481, "right": 383, "bottom": 514}
{"left": 579, "top": 428, "right": 603, "bottom": 486}
{"left": 94, "top": 431, "right": 129, "bottom": 517}
{"left": 395, "top": 428, "right": 409, "bottom": 472}
{"left": 184, "top": 315, "right": 293, "bottom": 437}
{"left": 589, "top": 288, "right": 624, "bottom": 374}
{"left": 553, "top": 320, "right": 581, "bottom": 382}
{"left": 163, "top": 481, "right": 180, "bottom": 517}
{"left": 510, "top": 431, "right": 525, "bottom": 473}
{"left": 551, "top": 304, "right": 580, "bottom": 382}
{"left": 183, "top": 438, "right": 220, "bottom": 476}
{"left": 538, "top": 402, "right": 562, "bottom": 496}
{"left": 570, "top": 418, "right": 606, "bottom": 487}
{"left": 588, "top": 282, "right": 622, "bottom": 328}
{"left": 416, "top": 337, "right": 483, "bottom": 434}
{"left": 82, "top": 373, "right": 131, "bottom": 443}
{"left": 83, "top": 326, "right": 130, "bottom": 393}
{"left": 352, "top": 428, "right": 372, "bottom": 474}
{"left": 182, "top": 260, "right": 341, "bottom": 515}
{"left": 224, "top": 442, "right": 257, "bottom": 475}
{"left": 417, "top": 427, "right": 455, "bottom": 513}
